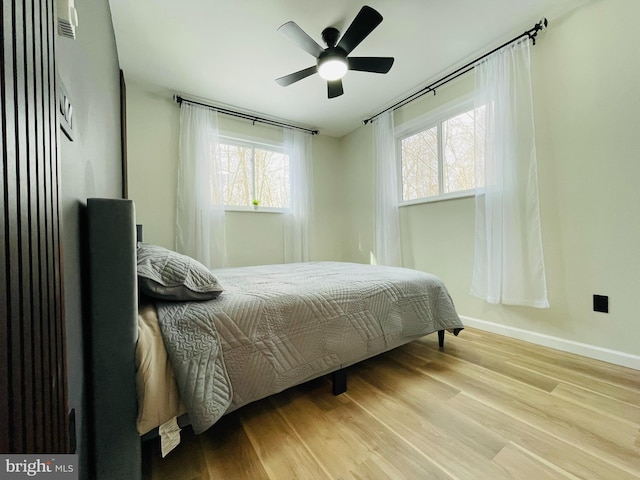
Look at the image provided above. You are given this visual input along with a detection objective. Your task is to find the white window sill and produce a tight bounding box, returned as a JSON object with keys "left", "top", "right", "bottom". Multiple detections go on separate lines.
{"left": 399, "top": 190, "right": 475, "bottom": 207}
{"left": 224, "top": 206, "right": 287, "bottom": 214}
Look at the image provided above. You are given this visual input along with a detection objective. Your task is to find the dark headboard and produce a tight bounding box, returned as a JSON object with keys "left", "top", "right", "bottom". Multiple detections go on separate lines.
{"left": 86, "top": 198, "right": 140, "bottom": 479}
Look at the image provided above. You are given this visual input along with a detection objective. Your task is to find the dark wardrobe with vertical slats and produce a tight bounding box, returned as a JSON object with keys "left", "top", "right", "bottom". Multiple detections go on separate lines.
{"left": 1, "top": 0, "right": 69, "bottom": 454}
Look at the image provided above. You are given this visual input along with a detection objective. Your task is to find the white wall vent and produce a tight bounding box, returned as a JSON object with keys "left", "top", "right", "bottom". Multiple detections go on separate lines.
{"left": 57, "top": 0, "right": 78, "bottom": 39}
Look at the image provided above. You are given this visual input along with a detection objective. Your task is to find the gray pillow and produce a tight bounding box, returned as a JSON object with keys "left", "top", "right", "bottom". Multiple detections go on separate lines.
{"left": 136, "top": 243, "right": 223, "bottom": 301}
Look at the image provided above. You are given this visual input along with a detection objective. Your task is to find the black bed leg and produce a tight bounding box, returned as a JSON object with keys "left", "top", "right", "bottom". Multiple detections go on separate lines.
{"left": 438, "top": 329, "right": 445, "bottom": 348}
{"left": 332, "top": 369, "right": 347, "bottom": 395}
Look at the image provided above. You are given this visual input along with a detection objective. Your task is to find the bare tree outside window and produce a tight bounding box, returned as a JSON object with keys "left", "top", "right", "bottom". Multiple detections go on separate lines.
{"left": 214, "top": 139, "right": 290, "bottom": 209}
{"left": 401, "top": 127, "right": 438, "bottom": 201}
{"left": 217, "top": 143, "right": 252, "bottom": 206}
{"left": 399, "top": 105, "right": 483, "bottom": 202}
{"left": 443, "top": 110, "right": 475, "bottom": 193}
{"left": 255, "top": 149, "right": 290, "bottom": 208}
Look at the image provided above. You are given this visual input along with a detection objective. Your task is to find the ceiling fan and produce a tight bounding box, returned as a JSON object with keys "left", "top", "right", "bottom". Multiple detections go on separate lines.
{"left": 275, "top": 5, "right": 394, "bottom": 99}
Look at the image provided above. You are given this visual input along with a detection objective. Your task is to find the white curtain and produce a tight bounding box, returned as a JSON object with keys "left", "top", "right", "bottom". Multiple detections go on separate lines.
{"left": 283, "top": 129, "right": 314, "bottom": 263}
{"left": 373, "top": 110, "right": 401, "bottom": 266}
{"left": 471, "top": 39, "right": 549, "bottom": 308}
{"left": 176, "top": 103, "right": 228, "bottom": 268}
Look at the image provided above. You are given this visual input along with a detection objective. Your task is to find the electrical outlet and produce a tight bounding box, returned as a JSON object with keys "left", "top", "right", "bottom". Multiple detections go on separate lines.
{"left": 593, "top": 295, "right": 609, "bottom": 313}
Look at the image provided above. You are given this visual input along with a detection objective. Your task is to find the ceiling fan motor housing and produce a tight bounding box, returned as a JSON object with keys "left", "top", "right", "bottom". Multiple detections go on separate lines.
{"left": 318, "top": 28, "right": 348, "bottom": 80}
{"left": 318, "top": 47, "right": 348, "bottom": 65}
{"left": 321, "top": 27, "right": 341, "bottom": 47}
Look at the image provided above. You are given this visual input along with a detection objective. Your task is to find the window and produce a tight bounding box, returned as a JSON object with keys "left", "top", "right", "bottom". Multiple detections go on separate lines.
{"left": 216, "top": 137, "right": 290, "bottom": 209}
{"left": 398, "top": 103, "right": 484, "bottom": 203}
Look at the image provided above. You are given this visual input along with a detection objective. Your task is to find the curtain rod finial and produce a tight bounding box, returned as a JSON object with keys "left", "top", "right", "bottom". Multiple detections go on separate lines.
{"left": 535, "top": 18, "right": 548, "bottom": 32}
{"left": 541, "top": 18, "right": 548, "bottom": 29}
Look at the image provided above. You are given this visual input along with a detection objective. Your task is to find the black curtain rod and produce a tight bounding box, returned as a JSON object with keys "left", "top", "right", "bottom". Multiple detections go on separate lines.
{"left": 363, "top": 18, "right": 548, "bottom": 125}
{"left": 174, "top": 95, "right": 319, "bottom": 135}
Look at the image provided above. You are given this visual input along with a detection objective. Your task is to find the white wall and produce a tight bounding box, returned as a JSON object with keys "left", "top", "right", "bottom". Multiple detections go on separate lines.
{"left": 341, "top": 0, "right": 640, "bottom": 361}
{"left": 126, "top": 86, "right": 178, "bottom": 248}
{"left": 126, "top": 83, "right": 348, "bottom": 265}
{"left": 339, "top": 124, "right": 375, "bottom": 263}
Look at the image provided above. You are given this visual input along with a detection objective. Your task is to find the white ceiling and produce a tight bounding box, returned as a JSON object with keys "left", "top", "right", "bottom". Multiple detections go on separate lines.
{"left": 108, "top": 0, "right": 585, "bottom": 137}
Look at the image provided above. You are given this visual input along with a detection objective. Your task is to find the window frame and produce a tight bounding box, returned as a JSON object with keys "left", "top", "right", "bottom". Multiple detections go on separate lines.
{"left": 395, "top": 94, "right": 478, "bottom": 206}
{"left": 216, "top": 133, "right": 291, "bottom": 213}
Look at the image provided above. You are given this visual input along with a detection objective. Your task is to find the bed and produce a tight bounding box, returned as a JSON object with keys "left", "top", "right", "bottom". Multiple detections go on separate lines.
{"left": 85, "top": 198, "right": 463, "bottom": 479}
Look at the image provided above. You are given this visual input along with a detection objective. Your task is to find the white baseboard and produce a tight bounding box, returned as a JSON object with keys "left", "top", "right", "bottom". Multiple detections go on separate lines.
{"left": 460, "top": 315, "right": 640, "bottom": 371}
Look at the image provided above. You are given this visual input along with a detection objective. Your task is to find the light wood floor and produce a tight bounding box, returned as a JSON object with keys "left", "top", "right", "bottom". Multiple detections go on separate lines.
{"left": 142, "top": 327, "right": 640, "bottom": 479}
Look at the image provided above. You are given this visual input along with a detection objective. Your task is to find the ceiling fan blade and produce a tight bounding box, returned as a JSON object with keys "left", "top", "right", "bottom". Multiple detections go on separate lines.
{"left": 348, "top": 57, "right": 394, "bottom": 73}
{"left": 275, "top": 66, "right": 318, "bottom": 86}
{"left": 327, "top": 79, "right": 344, "bottom": 99}
{"left": 277, "top": 21, "right": 324, "bottom": 58}
{"left": 337, "top": 6, "right": 383, "bottom": 55}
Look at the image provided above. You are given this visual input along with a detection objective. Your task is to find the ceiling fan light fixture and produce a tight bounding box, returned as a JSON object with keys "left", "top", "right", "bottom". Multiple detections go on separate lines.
{"left": 318, "top": 56, "right": 348, "bottom": 81}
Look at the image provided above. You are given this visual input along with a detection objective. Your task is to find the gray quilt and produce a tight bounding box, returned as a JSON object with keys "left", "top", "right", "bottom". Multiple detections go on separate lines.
{"left": 156, "top": 261, "right": 463, "bottom": 434}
